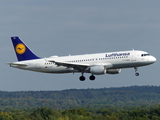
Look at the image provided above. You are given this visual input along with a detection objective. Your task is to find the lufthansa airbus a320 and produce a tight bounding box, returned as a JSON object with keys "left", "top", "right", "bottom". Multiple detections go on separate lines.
{"left": 7, "top": 37, "right": 156, "bottom": 81}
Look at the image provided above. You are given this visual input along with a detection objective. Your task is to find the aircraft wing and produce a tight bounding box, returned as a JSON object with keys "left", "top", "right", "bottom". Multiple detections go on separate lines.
{"left": 49, "top": 60, "right": 90, "bottom": 71}
{"left": 49, "top": 60, "right": 113, "bottom": 72}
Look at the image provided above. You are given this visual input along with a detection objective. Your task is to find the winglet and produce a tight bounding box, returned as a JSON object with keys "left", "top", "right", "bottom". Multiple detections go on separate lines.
{"left": 11, "top": 37, "right": 40, "bottom": 61}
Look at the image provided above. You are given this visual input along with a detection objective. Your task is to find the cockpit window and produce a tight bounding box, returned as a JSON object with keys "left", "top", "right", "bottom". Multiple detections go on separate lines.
{"left": 141, "top": 54, "right": 150, "bottom": 57}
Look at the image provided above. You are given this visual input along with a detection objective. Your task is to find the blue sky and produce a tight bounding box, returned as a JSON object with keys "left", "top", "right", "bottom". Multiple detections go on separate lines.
{"left": 1, "top": 0, "right": 159, "bottom": 91}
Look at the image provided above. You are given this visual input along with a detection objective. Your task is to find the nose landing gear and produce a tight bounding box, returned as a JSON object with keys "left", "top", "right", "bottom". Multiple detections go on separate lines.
{"left": 134, "top": 67, "right": 139, "bottom": 76}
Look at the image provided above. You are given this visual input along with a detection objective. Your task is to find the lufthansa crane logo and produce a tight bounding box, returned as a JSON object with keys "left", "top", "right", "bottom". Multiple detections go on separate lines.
{"left": 16, "top": 43, "right": 26, "bottom": 54}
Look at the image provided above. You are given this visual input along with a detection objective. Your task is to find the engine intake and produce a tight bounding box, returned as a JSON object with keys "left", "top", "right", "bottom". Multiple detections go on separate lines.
{"left": 90, "top": 65, "right": 106, "bottom": 75}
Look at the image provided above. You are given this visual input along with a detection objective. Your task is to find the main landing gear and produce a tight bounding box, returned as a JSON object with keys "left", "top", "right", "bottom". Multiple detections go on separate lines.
{"left": 79, "top": 73, "right": 95, "bottom": 81}
{"left": 89, "top": 75, "right": 95, "bottom": 80}
{"left": 134, "top": 67, "right": 139, "bottom": 76}
{"left": 79, "top": 75, "right": 85, "bottom": 81}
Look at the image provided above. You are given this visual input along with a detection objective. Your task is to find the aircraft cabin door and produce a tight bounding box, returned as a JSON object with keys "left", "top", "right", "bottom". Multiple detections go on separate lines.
{"left": 131, "top": 51, "right": 136, "bottom": 61}
{"left": 36, "top": 60, "right": 41, "bottom": 69}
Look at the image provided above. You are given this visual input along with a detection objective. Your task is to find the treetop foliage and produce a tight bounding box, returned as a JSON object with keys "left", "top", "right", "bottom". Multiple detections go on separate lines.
{"left": 0, "top": 85, "right": 159, "bottom": 109}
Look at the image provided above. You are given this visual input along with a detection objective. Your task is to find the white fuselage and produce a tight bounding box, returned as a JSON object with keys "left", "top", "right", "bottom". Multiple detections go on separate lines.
{"left": 10, "top": 50, "right": 156, "bottom": 74}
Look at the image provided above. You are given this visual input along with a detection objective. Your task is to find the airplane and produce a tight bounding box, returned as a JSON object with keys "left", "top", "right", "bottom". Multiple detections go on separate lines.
{"left": 7, "top": 37, "right": 156, "bottom": 81}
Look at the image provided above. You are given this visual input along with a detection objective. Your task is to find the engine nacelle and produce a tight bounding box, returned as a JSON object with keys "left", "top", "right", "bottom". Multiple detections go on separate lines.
{"left": 90, "top": 65, "right": 106, "bottom": 75}
{"left": 106, "top": 69, "right": 121, "bottom": 74}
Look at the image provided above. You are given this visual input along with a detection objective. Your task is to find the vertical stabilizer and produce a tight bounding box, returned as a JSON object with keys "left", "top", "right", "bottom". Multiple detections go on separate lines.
{"left": 11, "top": 37, "right": 40, "bottom": 61}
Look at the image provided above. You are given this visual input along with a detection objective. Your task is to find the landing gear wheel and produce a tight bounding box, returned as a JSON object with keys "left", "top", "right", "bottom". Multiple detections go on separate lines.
{"left": 79, "top": 76, "right": 85, "bottom": 81}
{"left": 135, "top": 73, "right": 139, "bottom": 76}
{"left": 89, "top": 75, "right": 95, "bottom": 80}
{"left": 134, "top": 67, "right": 139, "bottom": 76}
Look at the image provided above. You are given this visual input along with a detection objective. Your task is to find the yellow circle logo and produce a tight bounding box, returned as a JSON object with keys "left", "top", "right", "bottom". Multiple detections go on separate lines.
{"left": 15, "top": 43, "right": 26, "bottom": 54}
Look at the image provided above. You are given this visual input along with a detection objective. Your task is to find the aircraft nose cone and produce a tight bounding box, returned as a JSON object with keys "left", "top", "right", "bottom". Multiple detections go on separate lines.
{"left": 151, "top": 56, "right": 156, "bottom": 63}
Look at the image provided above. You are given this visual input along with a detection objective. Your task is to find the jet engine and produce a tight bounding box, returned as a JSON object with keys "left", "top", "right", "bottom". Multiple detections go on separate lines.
{"left": 89, "top": 65, "right": 106, "bottom": 75}
{"left": 106, "top": 69, "right": 121, "bottom": 74}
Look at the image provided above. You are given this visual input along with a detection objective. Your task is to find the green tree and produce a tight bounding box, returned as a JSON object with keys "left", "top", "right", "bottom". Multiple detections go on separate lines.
{"left": 30, "top": 107, "right": 62, "bottom": 120}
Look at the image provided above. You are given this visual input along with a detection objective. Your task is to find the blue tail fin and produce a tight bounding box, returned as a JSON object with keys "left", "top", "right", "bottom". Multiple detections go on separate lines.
{"left": 11, "top": 37, "right": 40, "bottom": 61}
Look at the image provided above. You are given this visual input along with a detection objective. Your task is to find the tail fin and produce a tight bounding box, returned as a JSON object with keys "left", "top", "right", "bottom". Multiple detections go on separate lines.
{"left": 11, "top": 37, "right": 40, "bottom": 61}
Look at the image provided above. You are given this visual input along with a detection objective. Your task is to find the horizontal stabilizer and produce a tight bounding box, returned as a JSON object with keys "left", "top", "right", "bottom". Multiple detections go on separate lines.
{"left": 7, "top": 62, "right": 28, "bottom": 66}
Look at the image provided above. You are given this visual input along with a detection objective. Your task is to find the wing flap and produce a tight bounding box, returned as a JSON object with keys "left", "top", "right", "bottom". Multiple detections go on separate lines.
{"left": 49, "top": 60, "right": 90, "bottom": 71}
{"left": 49, "top": 60, "right": 90, "bottom": 66}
